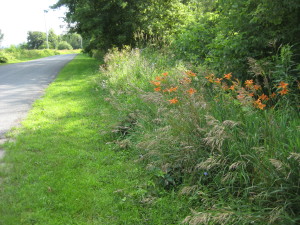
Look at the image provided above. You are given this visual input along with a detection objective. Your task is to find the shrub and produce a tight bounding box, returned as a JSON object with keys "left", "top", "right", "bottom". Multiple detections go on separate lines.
{"left": 57, "top": 41, "right": 73, "bottom": 50}
{"left": 0, "top": 56, "right": 8, "bottom": 63}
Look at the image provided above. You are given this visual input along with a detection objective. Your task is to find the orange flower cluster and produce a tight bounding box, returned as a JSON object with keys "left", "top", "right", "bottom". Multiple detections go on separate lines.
{"left": 204, "top": 72, "right": 291, "bottom": 110}
{"left": 224, "top": 73, "right": 232, "bottom": 80}
{"left": 187, "top": 88, "right": 197, "bottom": 95}
{"left": 163, "top": 87, "right": 178, "bottom": 93}
{"left": 185, "top": 70, "right": 197, "bottom": 77}
{"left": 150, "top": 71, "right": 199, "bottom": 104}
{"left": 168, "top": 98, "right": 179, "bottom": 104}
{"left": 277, "top": 81, "right": 289, "bottom": 95}
{"left": 253, "top": 99, "right": 266, "bottom": 110}
{"left": 151, "top": 70, "right": 291, "bottom": 109}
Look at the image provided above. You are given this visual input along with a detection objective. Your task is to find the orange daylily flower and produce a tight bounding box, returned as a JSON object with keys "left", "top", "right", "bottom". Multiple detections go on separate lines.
{"left": 162, "top": 72, "right": 169, "bottom": 76}
{"left": 185, "top": 70, "right": 197, "bottom": 77}
{"left": 253, "top": 84, "right": 261, "bottom": 90}
{"left": 245, "top": 80, "right": 254, "bottom": 86}
{"left": 168, "top": 97, "right": 179, "bottom": 104}
{"left": 154, "top": 87, "right": 161, "bottom": 92}
{"left": 229, "top": 85, "right": 235, "bottom": 90}
{"left": 224, "top": 73, "right": 232, "bottom": 80}
{"left": 278, "top": 88, "right": 289, "bottom": 95}
{"left": 259, "top": 93, "right": 269, "bottom": 101}
{"left": 205, "top": 74, "right": 215, "bottom": 83}
{"left": 278, "top": 81, "right": 288, "bottom": 89}
{"left": 163, "top": 87, "right": 178, "bottom": 93}
{"left": 214, "top": 78, "right": 223, "bottom": 84}
{"left": 150, "top": 81, "right": 161, "bottom": 86}
{"left": 254, "top": 99, "right": 266, "bottom": 110}
{"left": 248, "top": 92, "right": 254, "bottom": 97}
{"left": 187, "top": 88, "right": 197, "bottom": 95}
{"left": 270, "top": 92, "right": 276, "bottom": 98}
{"left": 155, "top": 76, "right": 165, "bottom": 81}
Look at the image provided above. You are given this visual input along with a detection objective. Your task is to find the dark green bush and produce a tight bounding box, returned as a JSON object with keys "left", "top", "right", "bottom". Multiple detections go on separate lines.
{"left": 0, "top": 56, "right": 8, "bottom": 63}
{"left": 57, "top": 41, "right": 73, "bottom": 50}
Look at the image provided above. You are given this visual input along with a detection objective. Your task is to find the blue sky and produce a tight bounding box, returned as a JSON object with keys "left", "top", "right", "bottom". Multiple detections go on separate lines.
{"left": 0, "top": 0, "right": 67, "bottom": 47}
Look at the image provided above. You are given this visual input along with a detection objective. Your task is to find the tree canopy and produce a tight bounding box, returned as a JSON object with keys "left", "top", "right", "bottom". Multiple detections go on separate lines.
{"left": 53, "top": 0, "right": 300, "bottom": 78}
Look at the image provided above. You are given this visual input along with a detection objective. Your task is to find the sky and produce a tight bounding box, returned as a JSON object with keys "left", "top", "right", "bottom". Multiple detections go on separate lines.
{"left": 0, "top": 0, "right": 68, "bottom": 47}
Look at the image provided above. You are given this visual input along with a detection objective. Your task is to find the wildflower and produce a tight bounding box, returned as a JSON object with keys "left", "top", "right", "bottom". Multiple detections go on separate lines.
{"left": 203, "top": 172, "right": 208, "bottom": 176}
{"left": 155, "top": 76, "right": 165, "bottom": 81}
{"left": 245, "top": 80, "right": 254, "bottom": 87}
{"left": 278, "top": 81, "right": 288, "bottom": 89}
{"left": 278, "top": 88, "right": 289, "bottom": 95}
{"left": 187, "top": 88, "right": 197, "bottom": 95}
{"left": 162, "top": 72, "right": 169, "bottom": 76}
{"left": 253, "top": 99, "right": 266, "bottom": 110}
{"left": 168, "top": 97, "right": 179, "bottom": 104}
{"left": 270, "top": 92, "right": 276, "bottom": 98}
{"left": 163, "top": 86, "right": 178, "bottom": 93}
{"left": 150, "top": 81, "right": 161, "bottom": 86}
{"left": 224, "top": 72, "right": 232, "bottom": 80}
{"left": 186, "top": 70, "right": 197, "bottom": 77}
{"left": 248, "top": 92, "right": 254, "bottom": 97}
{"left": 229, "top": 85, "right": 235, "bottom": 90}
{"left": 154, "top": 87, "right": 161, "bottom": 92}
{"left": 258, "top": 93, "right": 269, "bottom": 101}
{"left": 205, "top": 74, "right": 215, "bottom": 83}
{"left": 214, "top": 78, "right": 223, "bottom": 84}
{"left": 253, "top": 84, "right": 261, "bottom": 90}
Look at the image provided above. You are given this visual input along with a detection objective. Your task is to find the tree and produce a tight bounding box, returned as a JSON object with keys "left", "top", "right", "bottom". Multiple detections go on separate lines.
{"left": 0, "top": 29, "right": 4, "bottom": 47}
{"left": 52, "top": 0, "right": 194, "bottom": 51}
{"left": 27, "top": 31, "right": 46, "bottom": 49}
{"left": 61, "top": 33, "right": 82, "bottom": 49}
{"left": 48, "top": 29, "right": 59, "bottom": 49}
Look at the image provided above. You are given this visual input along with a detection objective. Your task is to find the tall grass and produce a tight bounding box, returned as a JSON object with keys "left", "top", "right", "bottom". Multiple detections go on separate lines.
{"left": 97, "top": 46, "right": 300, "bottom": 224}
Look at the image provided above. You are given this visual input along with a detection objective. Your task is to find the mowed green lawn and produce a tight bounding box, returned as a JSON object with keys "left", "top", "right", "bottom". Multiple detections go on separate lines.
{"left": 0, "top": 54, "right": 185, "bottom": 225}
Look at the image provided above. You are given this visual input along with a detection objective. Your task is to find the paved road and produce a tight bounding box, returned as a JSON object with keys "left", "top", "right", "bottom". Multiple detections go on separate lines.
{"left": 0, "top": 54, "right": 77, "bottom": 138}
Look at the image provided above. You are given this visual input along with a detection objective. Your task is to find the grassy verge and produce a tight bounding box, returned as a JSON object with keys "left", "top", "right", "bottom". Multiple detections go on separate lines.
{"left": 0, "top": 54, "right": 188, "bottom": 224}
{"left": 97, "top": 47, "right": 300, "bottom": 224}
{"left": 0, "top": 48, "right": 82, "bottom": 64}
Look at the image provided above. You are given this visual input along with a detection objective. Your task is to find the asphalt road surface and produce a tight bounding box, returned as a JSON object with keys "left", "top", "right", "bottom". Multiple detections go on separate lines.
{"left": 0, "top": 54, "right": 77, "bottom": 138}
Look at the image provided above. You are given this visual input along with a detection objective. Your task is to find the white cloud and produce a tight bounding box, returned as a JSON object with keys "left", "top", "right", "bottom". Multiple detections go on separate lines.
{"left": 0, "top": 0, "right": 68, "bottom": 47}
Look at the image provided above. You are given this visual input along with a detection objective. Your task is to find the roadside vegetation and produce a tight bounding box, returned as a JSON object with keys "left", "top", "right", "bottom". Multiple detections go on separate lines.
{"left": 0, "top": 0, "right": 299, "bottom": 224}
{"left": 98, "top": 46, "right": 299, "bottom": 224}
{"left": 0, "top": 46, "right": 80, "bottom": 64}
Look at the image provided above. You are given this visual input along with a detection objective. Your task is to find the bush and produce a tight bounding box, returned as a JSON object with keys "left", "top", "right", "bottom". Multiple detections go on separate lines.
{"left": 57, "top": 41, "right": 73, "bottom": 50}
{"left": 0, "top": 56, "right": 8, "bottom": 63}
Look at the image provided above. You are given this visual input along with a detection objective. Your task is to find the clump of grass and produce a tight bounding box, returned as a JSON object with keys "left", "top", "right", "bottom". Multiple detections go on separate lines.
{"left": 99, "top": 46, "right": 300, "bottom": 224}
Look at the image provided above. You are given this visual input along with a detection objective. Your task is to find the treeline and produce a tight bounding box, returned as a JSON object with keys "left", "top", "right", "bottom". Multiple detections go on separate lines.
{"left": 21, "top": 30, "right": 82, "bottom": 50}
{"left": 53, "top": 0, "right": 300, "bottom": 79}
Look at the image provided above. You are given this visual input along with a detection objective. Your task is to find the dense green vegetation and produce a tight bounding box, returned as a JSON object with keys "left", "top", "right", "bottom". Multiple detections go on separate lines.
{"left": 25, "top": 30, "right": 82, "bottom": 50}
{"left": 98, "top": 47, "right": 299, "bottom": 224}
